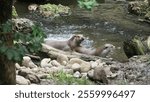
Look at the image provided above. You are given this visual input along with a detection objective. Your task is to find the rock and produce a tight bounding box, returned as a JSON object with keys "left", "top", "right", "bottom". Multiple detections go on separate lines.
{"left": 22, "top": 56, "right": 37, "bottom": 69}
{"left": 18, "top": 68, "right": 40, "bottom": 84}
{"left": 38, "top": 74, "right": 49, "bottom": 79}
{"left": 104, "top": 67, "right": 117, "bottom": 79}
{"left": 145, "top": 11, "right": 150, "bottom": 20}
{"left": 126, "top": 74, "right": 136, "bottom": 82}
{"left": 40, "top": 58, "right": 52, "bottom": 68}
{"left": 63, "top": 69, "right": 74, "bottom": 75}
{"left": 96, "top": 59, "right": 106, "bottom": 67}
{"left": 128, "top": 1, "right": 148, "bottom": 15}
{"left": 73, "top": 71, "right": 81, "bottom": 78}
{"left": 90, "top": 61, "right": 98, "bottom": 69}
{"left": 48, "top": 66, "right": 63, "bottom": 74}
{"left": 15, "top": 63, "right": 27, "bottom": 70}
{"left": 80, "top": 62, "right": 91, "bottom": 73}
{"left": 57, "top": 54, "right": 68, "bottom": 66}
{"left": 93, "top": 67, "right": 108, "bottom": 84}
{"left": 51, "top": 60, "right": 61, "bottom": 67}
{"left": 15, "top": 63, "right": 21, "bottom": 70}
{"left": 69, "top": 58, "right": 91, "bottom": 73}
{"left": 38, "top": 4, "right": 71, "bottom": 18}
{"left": 40, "top": 79, "right": 57, "bottom": 85}
{"left": 16, "top": 75, "right": 31, "bottom": 85}
{"left": 87, "top": 69, "right": 94, "bottom": 79}
{"left": 81, "top": 73, "right": 88, "bottom": 79}
{"left": 71, "top": 63, "right": 81, "bottom": 72}
{"left": 12, "top": 18, "right": 34, "bottom": 33}
{"left": 116, "top": 0, "right": 126, "bottom": 3}
{"left": 28, "top": 4, "right": 38, "bottom": 11}
{"left": 31, "top": 67, "right": 40, "bottom": 73}
{"left": 18, "top": 68, "right": 33, "bottom": 77}
{"left": 25, "top": 74, "right": 40, "bottom": 84}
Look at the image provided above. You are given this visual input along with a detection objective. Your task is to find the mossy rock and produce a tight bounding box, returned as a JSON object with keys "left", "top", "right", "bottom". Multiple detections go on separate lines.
{"left": 128, "top": 1, "right": 148, "bottom": 15}
{"left": 38, "top": 3, "right": 71, "bottom": 18}
{"left": 123, "top": 36, "right": 147, "bottom": 58}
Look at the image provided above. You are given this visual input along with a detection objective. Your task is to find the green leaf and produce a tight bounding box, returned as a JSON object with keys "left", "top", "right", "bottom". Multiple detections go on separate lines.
{"left": 0, "top": 45, "right": 8, "bottom": 53}
{"left": 5, "top": 48, "right": 14, "bottom": 60}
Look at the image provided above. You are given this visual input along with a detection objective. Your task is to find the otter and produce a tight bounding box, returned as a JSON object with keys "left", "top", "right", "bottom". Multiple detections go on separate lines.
{"left": 74, "top": 44, "right": 115, "bottom": 57}
{"left": 44, "top": 34, "right": 85, "bottom": 51}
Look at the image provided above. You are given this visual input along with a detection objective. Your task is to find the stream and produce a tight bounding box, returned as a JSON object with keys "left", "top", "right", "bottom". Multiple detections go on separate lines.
{"left": 15, "top": 1, "right": 150, "bottom": 62}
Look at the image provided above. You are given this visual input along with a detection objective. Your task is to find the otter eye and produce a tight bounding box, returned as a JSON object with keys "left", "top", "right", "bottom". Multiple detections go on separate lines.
{"left": 104, "top": 46, "right": 108, "bottom": 49}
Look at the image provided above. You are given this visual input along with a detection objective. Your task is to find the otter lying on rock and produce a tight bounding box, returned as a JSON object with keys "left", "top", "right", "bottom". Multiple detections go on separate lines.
{"left": 44, "top": 34, "right": 84, "bottom": 51}
{"left": 74, "top": 44, "right": 115, "bottom": 57}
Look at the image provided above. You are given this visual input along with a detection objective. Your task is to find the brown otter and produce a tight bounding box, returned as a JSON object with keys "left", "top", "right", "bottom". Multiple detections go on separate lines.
{"left": 74, "top": 44, "right": 115, "bottom": 57}
{"left": 44, "top": 34, "right": 85, "bottom": 51}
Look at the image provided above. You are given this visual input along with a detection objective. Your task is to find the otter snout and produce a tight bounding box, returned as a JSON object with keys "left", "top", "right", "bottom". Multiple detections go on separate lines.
{"left": 80, "top": 37, "right": 85, "bottom": 41}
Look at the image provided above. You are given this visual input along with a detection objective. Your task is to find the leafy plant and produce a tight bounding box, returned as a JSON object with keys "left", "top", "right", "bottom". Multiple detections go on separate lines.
{"left": 0, "top": 21, "right": 46, "bottom": 62}
{"left": 77, "top": 0, "right": 98, "bottom": 10}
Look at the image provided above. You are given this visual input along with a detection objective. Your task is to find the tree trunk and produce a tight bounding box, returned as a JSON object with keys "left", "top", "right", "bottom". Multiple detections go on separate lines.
{"left": 0, "top": 0, "right": 16, "bottom": 85}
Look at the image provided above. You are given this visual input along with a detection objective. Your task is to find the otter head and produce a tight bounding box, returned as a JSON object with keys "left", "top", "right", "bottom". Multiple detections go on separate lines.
{"left": 71, "top": 34, "right": 85, "bottom": 46}
{"left": 68, "top": 34, "right": 85, "bottom": 50}
{"left": 100, "top": 44, "right": 115, "bottom": 57}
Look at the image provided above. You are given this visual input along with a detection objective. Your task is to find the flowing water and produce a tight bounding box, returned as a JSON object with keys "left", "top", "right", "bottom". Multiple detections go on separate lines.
{"left": 15, "top": 1, "right": 150, "bottom": 62}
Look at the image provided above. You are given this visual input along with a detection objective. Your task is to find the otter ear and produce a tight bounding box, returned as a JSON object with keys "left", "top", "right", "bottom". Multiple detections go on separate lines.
{"left": 70, "top": 35, "right": 77, "bottom": 40}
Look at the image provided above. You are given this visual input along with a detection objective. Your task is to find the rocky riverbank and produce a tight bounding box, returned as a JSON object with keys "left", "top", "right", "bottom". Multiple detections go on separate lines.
{"left": 13, "top": 1, "right": 150, "bottom": 85}
{"left": 16, "top": 45, "right": 150, "bottom": 85}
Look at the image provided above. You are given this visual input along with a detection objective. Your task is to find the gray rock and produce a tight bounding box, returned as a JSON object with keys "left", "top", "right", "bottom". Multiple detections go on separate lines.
{"left": 57, "top": 54, "right": 68, "bottom": 66}
{"left": 18, "top": 68, "right": 40, "bottom": 84}
{"left": 81, "top": 73, "right": 88, "bottom": 79}
{"left": 18, "top": 68, "right": 33, "bottom": 77}
{"left": 38, "top": 74, "right": 49, "bottom": 79}
{"left": 51, "top": 60, "right": 61, "bottom": 67}
{"left": 25, "top": 74, "right": 40, "bottom": 84}
{"left": 71, "top": 63, "right": 81, "bottom": 72}
{"left": 90, "top": 61, "right": 98, "bottom": 69}
{"left": 69, "top": 58, "right": 91, "bottom": 73}
{"left": 22, "top": 56, "right": 37, "bottom": 69}
{"left": 93, "top": 67, "right": 108, "bottom": 84}
{"left": 40, "top": 58, "right": 52, "bottom": 68}
{"left": 16, "top": 75, "right": 31, "bottom": 85}
{"left": 12, "top": 18, "right": 34, "bottom": 33}
{"left": 73, "top": 71, "right": 81, "bottom": 78}
{"left": 87, "top": 69, "right": 94, "bottom": 79}
{"left": 63, "top": 69, "right": 74, "bottom": 75}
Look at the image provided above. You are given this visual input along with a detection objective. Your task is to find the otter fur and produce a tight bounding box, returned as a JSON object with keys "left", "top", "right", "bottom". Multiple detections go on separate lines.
{"left": 74, "top": 44, "right": 115, "bottom": 57}
{"left": 44, "top": 34, "right": 84, "bottom": 51}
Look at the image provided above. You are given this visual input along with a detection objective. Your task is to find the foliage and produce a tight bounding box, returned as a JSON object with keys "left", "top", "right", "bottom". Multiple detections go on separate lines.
{"left": 0, "top": 21, "right": 46, "bottom": 62}
{"left": 15, "top": 25, "right": 46, "bottom": 53}
{"left": 47, "top": 71, "right": 94, "bottom": 85}
{"left": 77, "top": 0, "right": 98, "bottom": 10}
{"left": 12, "top": 6, "right": 18, "bottom": 18}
